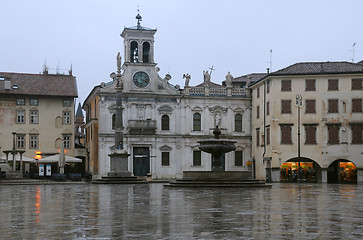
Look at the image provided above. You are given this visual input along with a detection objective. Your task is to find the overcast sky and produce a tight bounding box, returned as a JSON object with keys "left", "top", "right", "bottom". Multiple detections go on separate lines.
{"left": 1, "top": 0, "right": 362, "bottom": 105}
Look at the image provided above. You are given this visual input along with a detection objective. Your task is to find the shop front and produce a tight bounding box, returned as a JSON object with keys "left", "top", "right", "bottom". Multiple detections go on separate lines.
{"left": 327, "top": 160, "right": 357, "bottom": 184}
{"left": 280, "top": 158, "right": 321, "bottom": 183}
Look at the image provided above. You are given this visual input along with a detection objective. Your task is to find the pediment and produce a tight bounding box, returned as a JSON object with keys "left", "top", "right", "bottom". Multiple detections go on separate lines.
{"left": 209, "top": 105, "right": 228, "bottom": 113}
{"left": 158, "top": 105, "right": 173, "bottom": 114}
{"left": 159, "top": 145, "right": 172, "bottom": 151}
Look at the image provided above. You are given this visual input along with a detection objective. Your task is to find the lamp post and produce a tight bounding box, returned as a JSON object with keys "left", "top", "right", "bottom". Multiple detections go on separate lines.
{"left": 295, "top": 94, "right": 303, "bottom": 182}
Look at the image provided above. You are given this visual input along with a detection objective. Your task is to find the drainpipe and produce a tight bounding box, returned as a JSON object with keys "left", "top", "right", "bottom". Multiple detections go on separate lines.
{"left": 263, "top": 69, "right": 269, "bottom": 181}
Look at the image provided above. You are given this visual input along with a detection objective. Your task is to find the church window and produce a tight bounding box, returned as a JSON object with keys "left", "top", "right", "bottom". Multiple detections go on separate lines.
{"left": 161, "top": 152, "right": 170, "bottom": 166}
{"left": 143, "top": 42, "right": 150, "bottom": 63}
{"left": 112, "top": 114, "right": 115, "bottom": 130}
{"left": 235, "top": 114, "right": 242, "bottom": 132}
{"left": 193, "top": 151, "right": 201, "bottom": 166}
{"left": 161, "top": 115, "right": 169, "bottom": 131}
{"left": 235, "top": 151, "right": 243, "bottom": 166}
{"left": 193, "top": 113, "right": 201, "bottom": 131}
{"left": 130, "top": 41, "right": 138, "bottom": 63}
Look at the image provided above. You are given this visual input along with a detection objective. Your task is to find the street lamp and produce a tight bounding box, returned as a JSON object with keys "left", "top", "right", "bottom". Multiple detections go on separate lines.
{"left": 295, "top": 94, "right": 303, "bottom": 182}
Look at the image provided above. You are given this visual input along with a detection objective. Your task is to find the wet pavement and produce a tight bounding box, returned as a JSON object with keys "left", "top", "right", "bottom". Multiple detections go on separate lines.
{"left": 0, "top": 183, "right": 362, "bottom": 239}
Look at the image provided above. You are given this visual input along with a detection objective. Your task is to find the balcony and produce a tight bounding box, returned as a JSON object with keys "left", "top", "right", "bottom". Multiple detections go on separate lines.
{"left": 128, "top": 119, "right": 156, "bottom": 135}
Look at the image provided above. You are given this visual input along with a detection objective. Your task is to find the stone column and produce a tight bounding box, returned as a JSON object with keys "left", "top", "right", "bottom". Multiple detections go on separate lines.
{"left": 357, "top": 168, "right": 363, "bottom": 183}
{"left": 321, "top": 168, "right": 328, "bottom": 183}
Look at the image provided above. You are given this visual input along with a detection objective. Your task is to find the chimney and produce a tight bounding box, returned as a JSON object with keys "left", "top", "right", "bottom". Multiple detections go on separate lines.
{"left": 267, "top": 68, "right": 270, "bottom": 74}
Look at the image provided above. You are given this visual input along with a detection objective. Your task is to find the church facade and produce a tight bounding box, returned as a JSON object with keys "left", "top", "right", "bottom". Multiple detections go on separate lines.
{"left": 83, "top": 17, "right": 252, "bottom": 180}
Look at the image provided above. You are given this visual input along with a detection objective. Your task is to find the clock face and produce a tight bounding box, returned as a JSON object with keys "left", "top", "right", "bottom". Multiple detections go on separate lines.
{"left": 133, "top": 71, "right": 150, "bottom": 88}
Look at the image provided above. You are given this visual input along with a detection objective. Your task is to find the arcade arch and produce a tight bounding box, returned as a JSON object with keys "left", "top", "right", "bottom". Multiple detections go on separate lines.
{"left": 280, "top": 157, "right": 321, "bottom": 183}
{"left": 327, "top": 159, "right": 357, "bottom": 184}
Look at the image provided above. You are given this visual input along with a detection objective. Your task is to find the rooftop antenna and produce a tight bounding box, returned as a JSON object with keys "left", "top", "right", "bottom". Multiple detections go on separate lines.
{"left": 269, "top": 49, "right": 273, "bottom": 71}
{"left": 352, "top": 43, "right": 356, "bottom": 62}
{"left": 209, "top": 65, "right": 215, "bottom": 77}
{"left": 56, "top": 61, "right": 60, "bottom": 74}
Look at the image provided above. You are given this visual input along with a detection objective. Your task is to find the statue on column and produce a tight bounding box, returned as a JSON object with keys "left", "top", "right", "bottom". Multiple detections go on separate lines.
{"left": 225, "top": 72, "right": 233, "bottom": 88}
{"left": 203, "top": 70, "right": 211, "bottom": 86}
{"left": 183, "top": 73, "right": 191, "bottom": 87}
{"left": 215, "top": 112, "right": 221, "bottom": 128}
{"left": 117, "top": 52, "right": 122, "bottom": 74}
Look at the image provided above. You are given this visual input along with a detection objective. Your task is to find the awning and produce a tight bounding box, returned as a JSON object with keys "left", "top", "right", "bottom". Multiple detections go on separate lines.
{"left": 0, "top": 155, "right": 36, "bottom": 163}
{"left": 38, "top": 154, "right": 82, "bottom": 163}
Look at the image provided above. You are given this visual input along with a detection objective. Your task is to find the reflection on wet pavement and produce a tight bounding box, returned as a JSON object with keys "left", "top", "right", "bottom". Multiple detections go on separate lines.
{"left": 0, "top": 183, "right": 362, "bottom": 239}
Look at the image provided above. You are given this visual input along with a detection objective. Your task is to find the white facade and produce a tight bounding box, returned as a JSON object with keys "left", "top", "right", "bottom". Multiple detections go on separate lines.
{"left": 83, "top": 21, "right": 252, "bottom": 180}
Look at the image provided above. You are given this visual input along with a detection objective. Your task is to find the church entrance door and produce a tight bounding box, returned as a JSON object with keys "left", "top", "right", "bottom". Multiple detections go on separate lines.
{"left": 133, "top": 147, "right": 150, "bottom": 176}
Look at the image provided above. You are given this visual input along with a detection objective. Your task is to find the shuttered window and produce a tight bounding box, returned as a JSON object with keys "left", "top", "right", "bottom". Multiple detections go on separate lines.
{"left": 328, "top": 79, "right": 339, "bottom": 91}
{"left": 352, "top": 78, "right": 362, "bottom": 90}
{"left": 256, "top": 106, "right": 260, "bottom": 119}
{"left": 281, "top": 100, "right": 291, "bottom": 114}
{"left": 281, "top": 80, "right": 291, "bottom": 91}
{"left": 305, "top": 79, "right": 316, "bottom": 91}
{"left": 256, "top": 128, "right": 260, "bottom": 146}
{"left": 266, "top": 126, "right": 270, "bottom": 145}
{"left": 304, "top": 125, "right": 317, "bottom": 144}
{"left": 257, "top": 87, "right": 260, "bottom": 98}
{"left": 352, "top": 99, "right": 362, "bottom": 113}
{"left": 328, "top": 99, "right": 338, "bottom": 113}
{"left": 327, "top": 125, "right": 340, "bottom": 144}
{"left": 266, "top": 102, "right": 270, "bottom": 116}
{"left": 280, "top": 124, "right": 292, "bottom": 144}
{"left": 305, "top": 100, "right": 316, "bottom": 113}
{"left": 351, "top": 124, "right": 363, "bottom": 144}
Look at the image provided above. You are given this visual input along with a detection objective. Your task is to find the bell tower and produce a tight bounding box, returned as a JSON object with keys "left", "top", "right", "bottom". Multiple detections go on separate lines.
{"left": 121, "top": 12, "right": 157, "bottom": 65}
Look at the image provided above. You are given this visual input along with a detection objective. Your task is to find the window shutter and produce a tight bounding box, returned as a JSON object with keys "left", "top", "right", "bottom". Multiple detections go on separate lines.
{"left": 352, "top": 99, "right": 362, "bottom": 113}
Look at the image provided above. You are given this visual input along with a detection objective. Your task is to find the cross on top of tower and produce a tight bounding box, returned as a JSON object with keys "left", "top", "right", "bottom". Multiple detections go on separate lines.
{"left": 136, "top": 6, "right": 142, "bottom": 28}
{"left": 209, "top": 65, "right": 215, "bottom": 76}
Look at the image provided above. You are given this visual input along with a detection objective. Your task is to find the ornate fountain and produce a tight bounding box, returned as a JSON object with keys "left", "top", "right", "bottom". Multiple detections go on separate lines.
{"left": 198, "top": 126, "right": 236, "bottom": 171}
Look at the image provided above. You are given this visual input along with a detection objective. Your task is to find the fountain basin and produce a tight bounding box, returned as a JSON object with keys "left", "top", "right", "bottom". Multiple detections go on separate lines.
{"left": 198, "top": 139, "right": 236, "bottom": 156}
{"left": 198, "top": 139, "right": 236, "bottom": 171}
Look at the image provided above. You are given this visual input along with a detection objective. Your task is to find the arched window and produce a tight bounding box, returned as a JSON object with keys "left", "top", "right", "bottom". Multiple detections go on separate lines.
{"left": 193, "top": 113, "right": 201, "bottom": 131}
{"left": 235, "top": 114, "right": 243, "bottom": 132}
{"left": 112, "top": 114, "right": 115, "bottom": 130}
{"left": 143, "top": 42, "right": 150, "bottom": 63}
{"left": 161, "top": 115, "right": 169, "bottom": 131}
{"left": 130, "top": 41, "right": 138, "bottom": 63}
